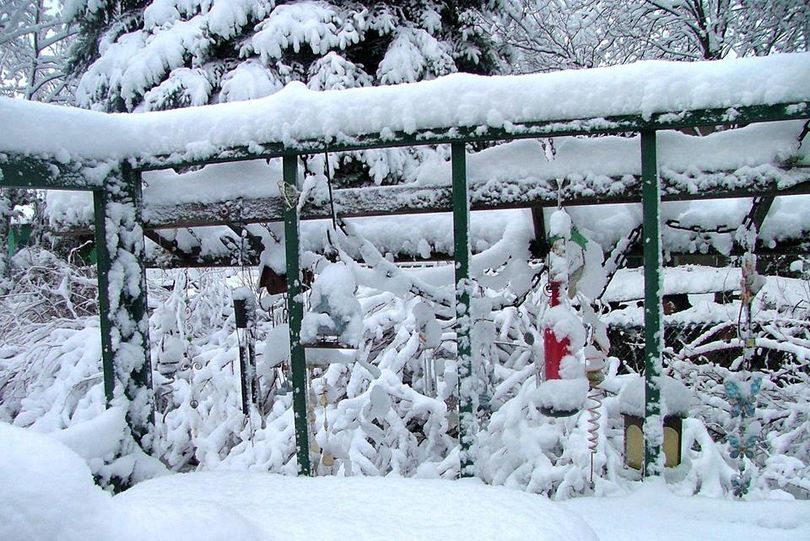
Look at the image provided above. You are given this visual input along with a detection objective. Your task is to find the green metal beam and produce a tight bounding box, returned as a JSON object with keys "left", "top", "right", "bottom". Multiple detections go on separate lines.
{"left": 282, "top": 154, "right": 311, "bottom": 476}
{"left": 134, "top": 102, "right": 809, "bottom": 171}
{"left": 641, "top": 130, "right": 663, "bottom": 477}
{"left": 0, "top": 156, "right": 100, "bottom": 190}
{"left": 0, "top": 190, "right": 12, "bottom": 295}
{"left": 452, "top": 142, "right": 476, "bottom": 477}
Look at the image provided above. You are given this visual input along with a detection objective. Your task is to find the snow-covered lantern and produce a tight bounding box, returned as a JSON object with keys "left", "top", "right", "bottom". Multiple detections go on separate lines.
{"left": 619, "top": 376, "right": 691, "bottom": 469}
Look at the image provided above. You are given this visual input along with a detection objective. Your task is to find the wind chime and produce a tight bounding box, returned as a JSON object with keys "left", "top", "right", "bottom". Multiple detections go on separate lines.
{"left": 725, "top": 226, "right": 765, "bottom": 497}
{"left": 233, "top": 289, "right": 260, "bottom": 415}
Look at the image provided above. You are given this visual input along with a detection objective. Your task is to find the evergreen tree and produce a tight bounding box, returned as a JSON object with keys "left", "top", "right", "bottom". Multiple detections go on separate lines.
{"left": 64, "top": 0, "right": 504, "bottom": 184}
{"left": 66, "top": 1, "right": 503, "bottom": 111}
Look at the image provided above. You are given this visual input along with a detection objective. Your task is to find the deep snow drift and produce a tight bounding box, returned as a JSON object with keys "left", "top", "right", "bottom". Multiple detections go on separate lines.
{"left": 3, "top": 422, "right": 810, "bottom": 541}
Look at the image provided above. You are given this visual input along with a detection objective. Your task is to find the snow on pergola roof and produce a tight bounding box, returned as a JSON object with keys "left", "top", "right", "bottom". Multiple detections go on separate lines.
{"left": 2, "top": 53, "right": 809, "bottom": 169}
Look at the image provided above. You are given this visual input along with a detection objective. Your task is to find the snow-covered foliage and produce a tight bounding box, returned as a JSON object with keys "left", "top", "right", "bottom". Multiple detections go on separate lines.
{"left": 0, "top": 0, "right": 76, "bottom": 102}
{"left": 3, "top": 212, "right": 809, "bottom": 500}
{"left": 63, "top": 0, "right": 501, "bottom": 185}
{"left": 483, "top": 0, "right": 809, "bottom": 73}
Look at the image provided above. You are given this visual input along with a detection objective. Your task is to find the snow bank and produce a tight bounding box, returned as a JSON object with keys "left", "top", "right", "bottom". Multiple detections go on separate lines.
{"left": 117, "top": 471, "right": 597, "bottom": 541}
{"left": 1, "top": 53, "right": 808, "bottom": 163}
{"left": 50, "top": 406, "right": 127, "bottom": 461}
{"left": 0, "top": 423, "right": 118, "bottom": 541}
{"left": 0, "top": 423, "right": 265, "bottom": 541}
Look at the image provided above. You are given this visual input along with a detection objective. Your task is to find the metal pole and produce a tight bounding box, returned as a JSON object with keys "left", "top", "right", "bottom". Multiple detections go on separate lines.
{"left": 641, "top": 130, "right": 663, "bottom": 477}
{"left": 282, "top": 154, "right": 311, "bottom": 476}
{"left": 93, "top": 164, "right": 154, "bottom": 450}
{"left": 93, "top": 189, "right": 115, "bottom": 405}
{"left": 452, "top": 142, "right": 476, "bottom": 477}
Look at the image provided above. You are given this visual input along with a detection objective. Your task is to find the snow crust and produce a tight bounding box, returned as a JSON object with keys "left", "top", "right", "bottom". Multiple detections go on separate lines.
{"left": 563, "top": 481, "right": 810, "bottom": 541}
{"left": 2, "top": 53, "right": 808, "bottom": 163}
{"left": 5, "top": 420, "right": 809, "bottom": 541}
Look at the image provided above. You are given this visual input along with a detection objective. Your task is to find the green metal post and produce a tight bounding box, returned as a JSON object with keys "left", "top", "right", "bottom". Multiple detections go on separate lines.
{"left": 282, "top": 154, "right": 311, "bottom": 476}
{"left": 93, "top": 190, "right": 115, "bottom": 404}
{"left": 452, "top": 142, "right": 476, "bottom": 477}
{"left": 641, "top": 130, "right": 663, "bottom": 477}
{"left": 93, "top": 164, "right": 154, "bottom": 449}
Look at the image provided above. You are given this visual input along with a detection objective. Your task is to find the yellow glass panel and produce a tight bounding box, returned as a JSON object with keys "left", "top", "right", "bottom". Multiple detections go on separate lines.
{"left": 663, "top": 426, "right": 680, "bottom": 467}
{"left": 626, "top": 424, "right": 644, "bottom": 470}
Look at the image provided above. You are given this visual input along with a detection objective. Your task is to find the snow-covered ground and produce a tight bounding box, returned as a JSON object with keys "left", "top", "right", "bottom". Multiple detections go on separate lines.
{"left": 563, "top": 481, "right": 810, "bottom": 541}
{"left": 3, "top": 422, "right": 809, "bottom": 541}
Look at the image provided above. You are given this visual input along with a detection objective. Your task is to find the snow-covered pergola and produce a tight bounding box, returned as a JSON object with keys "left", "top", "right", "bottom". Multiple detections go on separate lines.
{"left": 2, "top": 52, "right": 809, "bottom": 479}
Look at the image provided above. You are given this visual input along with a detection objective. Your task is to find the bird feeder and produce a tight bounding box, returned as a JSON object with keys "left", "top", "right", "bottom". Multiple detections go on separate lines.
{"left": 619, "top": 376, "right": 690, "bottom": 469}
{"left": 537, "top": 210, "right": 590, "bottom": 417}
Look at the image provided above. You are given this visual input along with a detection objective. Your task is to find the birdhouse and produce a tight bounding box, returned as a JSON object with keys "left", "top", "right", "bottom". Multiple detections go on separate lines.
{"left": 259, "top": 265, "right": 287, "bottom": 295}
{"left": 619, "top": 375, "right": 691, "bottom": 469}
{"left": 622, "top": 414, "right": 683, "bottom": 470}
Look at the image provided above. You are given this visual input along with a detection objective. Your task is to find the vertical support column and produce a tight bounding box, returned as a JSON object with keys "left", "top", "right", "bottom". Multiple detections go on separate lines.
{"left": 93, "top": 164, "right": 154, "bottom": 449}
{"left": 452, "top": 142, "right": 476, "bottom": 477}
{"left": 0, "top": 189, "right": 13, "bottom": 295}
{"left": 282, "top": 154, "right": 311, "bottom": 476}
{"left": 641, "top": 130, "right": 663, "bottom": 477}
{"left": 93, "top": 189, "right": 115, "bottom": 405}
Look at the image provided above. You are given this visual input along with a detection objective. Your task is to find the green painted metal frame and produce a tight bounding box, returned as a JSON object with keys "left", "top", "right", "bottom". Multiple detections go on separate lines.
{"left": 0, "top": 156, "right": 102, "bottom": 190}
{"left": 452, "top": 142, "right": 476, "bottom": 476}
{"left": 1, "top": 92, "right": 808, "bottom": 479}
{"left": 282, "top": 155, "right": 312, "bottom": 476}
{"left": 93, "top": 189, "right": 116, "bottom": 404}
{"left": 641, "top": 131, "right": 663, "bottom": 477}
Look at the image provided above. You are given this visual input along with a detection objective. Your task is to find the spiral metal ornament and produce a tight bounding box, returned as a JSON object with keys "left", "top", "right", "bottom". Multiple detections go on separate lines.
{"left": 586, "top": 385, "right": 603, "bottom": 488}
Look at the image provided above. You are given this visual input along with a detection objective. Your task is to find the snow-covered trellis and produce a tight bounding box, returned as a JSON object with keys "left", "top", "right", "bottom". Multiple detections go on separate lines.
{"left": 1, "top": 52, "right": 809, "bottom": 481}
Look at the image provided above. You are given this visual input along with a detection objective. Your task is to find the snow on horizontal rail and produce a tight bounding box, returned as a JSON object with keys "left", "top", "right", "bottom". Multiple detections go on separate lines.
{"left": 1, "top": 53, "right": 809, "bottom": 168}
{"left": 47, "top": 119, "right": 810, "bottom": 233}
{"left": 51, "top": 168, "right": 810, "bottom": 234}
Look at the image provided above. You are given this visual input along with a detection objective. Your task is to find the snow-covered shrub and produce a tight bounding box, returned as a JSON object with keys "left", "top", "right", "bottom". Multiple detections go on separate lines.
{"left": 3, "top": 234, "right": 809, "bottom": 500}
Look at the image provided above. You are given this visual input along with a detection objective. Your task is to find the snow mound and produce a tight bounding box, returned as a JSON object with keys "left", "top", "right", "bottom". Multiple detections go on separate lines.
{"left": 0, "top": 423, "right": 263, "bottom": 541}
{"left": 117, "top": 471, "right": 597, "bottom": 541}
{"left": 0, "top": 422, "right": 117, "bottom": 541}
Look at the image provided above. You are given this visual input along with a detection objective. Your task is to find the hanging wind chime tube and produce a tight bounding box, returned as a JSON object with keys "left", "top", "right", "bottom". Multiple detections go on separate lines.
{"left": 233, "top": 290, "right": 258, "bottom": 416}
{"left": 536, "top": 206, "right": 587, "bottom": 418}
